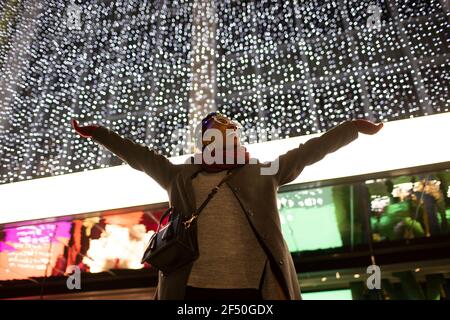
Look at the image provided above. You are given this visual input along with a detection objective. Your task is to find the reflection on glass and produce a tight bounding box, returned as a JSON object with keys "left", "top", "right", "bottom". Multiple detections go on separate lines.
{"left": 369, "top": 173, "right": 450, "bottom": 241}
{"left": 0, "top": 209, "right": 165, "bottom": 281}
{"left": 278, "top": 170, "right": 450, "bottom": 253}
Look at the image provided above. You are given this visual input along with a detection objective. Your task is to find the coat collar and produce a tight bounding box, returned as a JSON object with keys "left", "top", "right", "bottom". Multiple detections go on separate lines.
{"left": 181, "top": 158, "right": 202, "bottom": 213}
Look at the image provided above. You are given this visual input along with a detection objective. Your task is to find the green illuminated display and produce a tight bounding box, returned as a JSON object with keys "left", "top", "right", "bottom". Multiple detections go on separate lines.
{"left": 278, "top": 186, "right": 343, "bottom": 252}
{"left": 302, "top": 289, "right": 353, "bottom": 300}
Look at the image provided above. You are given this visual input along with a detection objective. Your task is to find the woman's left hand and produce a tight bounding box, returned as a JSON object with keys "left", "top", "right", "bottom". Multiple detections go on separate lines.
{"left": 352, "top": 119, "right": 384, "bottom": 135}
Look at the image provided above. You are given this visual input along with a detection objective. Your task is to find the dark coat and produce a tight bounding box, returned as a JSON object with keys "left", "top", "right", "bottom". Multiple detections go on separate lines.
{"left": 91, "top": 120, "right": 359, "bottom": 299}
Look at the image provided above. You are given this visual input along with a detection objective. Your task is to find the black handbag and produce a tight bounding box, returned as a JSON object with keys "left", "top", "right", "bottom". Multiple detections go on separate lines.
{"left": 141, "top": 168, "right": 234, "bottom": 274}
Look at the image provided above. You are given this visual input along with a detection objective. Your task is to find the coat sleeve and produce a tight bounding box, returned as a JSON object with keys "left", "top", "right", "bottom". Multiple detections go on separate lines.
{"left": 90, "top": 126, "right": 179, "bottom": 190}
{"left": 274, "top": 120, "right": 359, "bottom": 186}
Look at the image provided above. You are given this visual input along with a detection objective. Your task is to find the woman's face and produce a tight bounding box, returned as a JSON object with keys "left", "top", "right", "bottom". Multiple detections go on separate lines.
{"left": 202, "top": 115, "right": 241, "bottom": 149}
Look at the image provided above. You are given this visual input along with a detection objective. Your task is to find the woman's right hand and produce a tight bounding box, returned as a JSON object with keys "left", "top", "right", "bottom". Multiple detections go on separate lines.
{"left": 72, "top": 119, "right": 99, "bottom": 138}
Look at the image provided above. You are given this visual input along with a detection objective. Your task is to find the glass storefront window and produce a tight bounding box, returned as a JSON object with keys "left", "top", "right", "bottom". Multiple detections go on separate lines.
{"left": 278, "top": 169, "right": 450, "bottom": 253}
{"left": 1, "top": 169, "right": 449, "bottom": 285}
{"left": 0, "top": 208, "right": 167, "bottom": 281}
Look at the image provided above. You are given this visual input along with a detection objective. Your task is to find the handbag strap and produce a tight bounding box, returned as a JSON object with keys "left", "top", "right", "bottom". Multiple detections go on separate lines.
{"left": 155, "top": 207, "right": 173, "bottom": 234}
{"left": 155, "top": 168, "right": 237, "bottom": 231}
{"left": 182, "top": 168, "right": 235, "bottom": 229}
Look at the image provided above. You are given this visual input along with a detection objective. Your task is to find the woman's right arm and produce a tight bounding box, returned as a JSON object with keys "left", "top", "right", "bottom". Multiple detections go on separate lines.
{"left": 72, "top": 119, "right": 179, "bottom": 190}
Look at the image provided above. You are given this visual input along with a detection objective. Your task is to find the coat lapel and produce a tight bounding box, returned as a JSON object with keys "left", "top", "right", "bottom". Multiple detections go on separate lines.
{"left": 181, "top": 158, "right": 202, "bottom": 216}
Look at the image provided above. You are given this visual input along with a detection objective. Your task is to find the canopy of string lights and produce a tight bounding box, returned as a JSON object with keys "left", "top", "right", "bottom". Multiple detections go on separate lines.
{"left": 0, "top": 0, "right": 448, "bottom": 184}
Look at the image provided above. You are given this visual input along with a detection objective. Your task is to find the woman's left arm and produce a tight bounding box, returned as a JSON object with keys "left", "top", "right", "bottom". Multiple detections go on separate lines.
{"left": 274, "top": 119, "right": 383, "bottom": 186}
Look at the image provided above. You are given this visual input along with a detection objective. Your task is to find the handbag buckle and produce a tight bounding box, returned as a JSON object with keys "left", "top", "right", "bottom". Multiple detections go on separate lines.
{"left": 183, "top": 214, "right": 198, "bottom": 229}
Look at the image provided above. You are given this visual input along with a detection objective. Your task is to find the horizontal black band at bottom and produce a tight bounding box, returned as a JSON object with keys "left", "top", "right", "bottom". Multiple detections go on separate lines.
{"left": 0, "top": 299, "right": 442, "bottom": 319}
